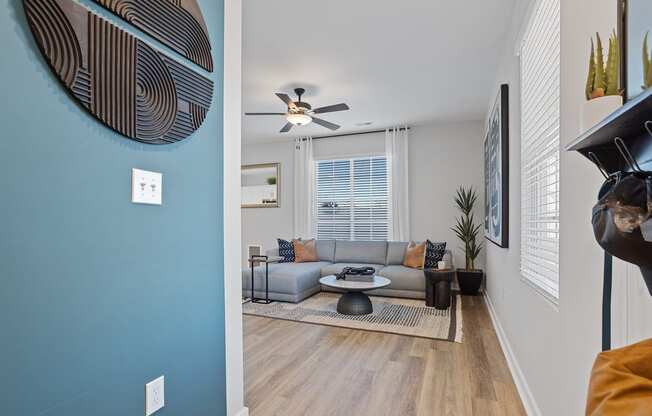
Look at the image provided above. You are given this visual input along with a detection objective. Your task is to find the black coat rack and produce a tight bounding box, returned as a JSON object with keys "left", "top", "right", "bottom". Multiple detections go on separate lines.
{"left": 566, "top": 89, "right": 652, "bottom": 173}
{"left": 566, "top": 88, "right": 652, "bottom": 351}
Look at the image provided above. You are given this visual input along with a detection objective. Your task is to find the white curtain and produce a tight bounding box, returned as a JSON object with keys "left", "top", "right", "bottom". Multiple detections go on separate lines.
{"left": 293, "top": 137, "right": 315, "bottom": 239}
{"left": 386, "top": 127, "right": 410, "bottom": 241}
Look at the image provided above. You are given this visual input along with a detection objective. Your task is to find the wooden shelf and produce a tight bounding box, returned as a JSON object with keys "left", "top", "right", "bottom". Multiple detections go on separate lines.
{"left": 565, "top": 89, "right": 652, "bottom": 174}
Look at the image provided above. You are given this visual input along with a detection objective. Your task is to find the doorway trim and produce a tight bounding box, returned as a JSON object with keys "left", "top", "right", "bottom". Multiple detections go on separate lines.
{"left": 223, "top": 0, "right": 247, "bottom": 415}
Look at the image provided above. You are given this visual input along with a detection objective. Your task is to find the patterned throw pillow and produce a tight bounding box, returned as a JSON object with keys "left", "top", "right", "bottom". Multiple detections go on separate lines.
{"left": 424, "top": 240, "right": 447, "bottom": 269}
{"left": 277, "top": 238, "right": 295, "bottom": 263}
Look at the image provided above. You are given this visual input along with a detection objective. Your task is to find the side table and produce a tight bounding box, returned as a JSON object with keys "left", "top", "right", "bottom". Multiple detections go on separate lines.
{"left": 248, "top": 255, "right": 282, "bottom": 304}
{"left": 424, "top": 269, "right": 455, "bottom": 310}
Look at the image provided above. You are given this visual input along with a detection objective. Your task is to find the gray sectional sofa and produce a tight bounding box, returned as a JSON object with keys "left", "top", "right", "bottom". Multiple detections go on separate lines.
{"left": 242, "top": 240, "right": 453, "bottom": 303}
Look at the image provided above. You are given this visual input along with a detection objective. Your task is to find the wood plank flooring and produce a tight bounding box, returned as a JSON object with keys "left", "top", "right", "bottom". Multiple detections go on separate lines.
{"left": 244, "top": 295, "right": 526, "bottom": 416}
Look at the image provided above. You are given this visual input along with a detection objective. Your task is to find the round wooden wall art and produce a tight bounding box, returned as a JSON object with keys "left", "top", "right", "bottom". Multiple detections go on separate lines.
{"left": 23, "top": 0, "right": 214, "bottom": 145}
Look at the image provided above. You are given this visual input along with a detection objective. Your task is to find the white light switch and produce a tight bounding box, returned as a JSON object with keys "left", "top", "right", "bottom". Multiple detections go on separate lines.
{"left": 145, "top": 375, "right": 165, "bottom": 415}
{"left": 132, "top": 169, "right": 163, "bottom": 205}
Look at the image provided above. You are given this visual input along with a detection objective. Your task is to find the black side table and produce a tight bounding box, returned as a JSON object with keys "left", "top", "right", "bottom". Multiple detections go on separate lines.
{"left": 248, "top": 255, "right": 282, "bottom": 304}
{"left": 424, "top": 269, "right": 455, "bottom": 310}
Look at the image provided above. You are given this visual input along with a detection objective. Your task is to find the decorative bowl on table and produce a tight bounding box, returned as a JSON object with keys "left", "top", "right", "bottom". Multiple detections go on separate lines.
{"left": 335, "top": 267, "right": 376, "bottom": 282}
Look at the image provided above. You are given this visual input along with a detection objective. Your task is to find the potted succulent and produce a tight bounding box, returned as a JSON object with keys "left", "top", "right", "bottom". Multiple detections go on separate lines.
{"left": 582, "top": 31, "right": 622, "bottom": 132}
{"left": 451, "top": 186, "right": 483, "bottom": 295}
{"left": 642, "top": 32, "right": 652, "bottom": 91}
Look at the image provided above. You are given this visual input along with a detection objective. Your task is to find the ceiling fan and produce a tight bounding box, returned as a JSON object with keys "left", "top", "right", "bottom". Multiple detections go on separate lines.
{"left": 245, "top": 88, "right": 350, "bottom": 133}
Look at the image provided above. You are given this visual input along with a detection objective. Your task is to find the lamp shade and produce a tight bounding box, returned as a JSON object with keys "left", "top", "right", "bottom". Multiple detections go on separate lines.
{"left": 287, "top": 113, "right": 312, "bottom": 126}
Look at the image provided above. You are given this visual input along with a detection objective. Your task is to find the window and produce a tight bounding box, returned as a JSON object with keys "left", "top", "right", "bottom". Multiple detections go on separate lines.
{"left": 519, "top": 0, "right": 561, "bottom": 301}
{"left": 314, "top": 157, "right": 389, "bottom": 241}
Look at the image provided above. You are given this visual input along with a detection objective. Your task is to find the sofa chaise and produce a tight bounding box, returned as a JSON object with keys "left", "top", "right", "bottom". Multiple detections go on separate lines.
{"left": 242, "top": 240, "right": 453, "bottom": 303}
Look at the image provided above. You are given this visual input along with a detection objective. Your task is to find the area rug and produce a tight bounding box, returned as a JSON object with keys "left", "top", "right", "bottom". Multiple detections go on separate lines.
{"left": 243, "top": 292, "right": 463, "bottom": 343}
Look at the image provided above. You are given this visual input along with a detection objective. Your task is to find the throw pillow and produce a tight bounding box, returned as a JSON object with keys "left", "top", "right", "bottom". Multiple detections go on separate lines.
{"left": 292, "top": 239, "right": 319, "bottom": 263}
{"left": 277, "top": 238, "right": 295, "bottom": 263}
{"left": 403, "top": 241, "right": 427, "bottom": 269}
{"left": 425, "top": 240, "right": 447, "bottom": 269}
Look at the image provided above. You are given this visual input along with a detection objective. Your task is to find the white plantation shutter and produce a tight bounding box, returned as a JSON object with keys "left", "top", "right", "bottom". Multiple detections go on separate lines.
{"left": 520, "top": 0, "right": 560, "bottom": 301}
{"left": 315, "top": 157, "right": 389, "bottom": 241}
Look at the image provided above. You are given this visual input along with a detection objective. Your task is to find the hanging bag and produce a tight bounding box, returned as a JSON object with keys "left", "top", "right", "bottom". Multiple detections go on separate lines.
{"left": 592, "top": 172, "right": 652, "bottom": 294}
{"left": 641, "top": 176, "right": 652, "bottom": 241}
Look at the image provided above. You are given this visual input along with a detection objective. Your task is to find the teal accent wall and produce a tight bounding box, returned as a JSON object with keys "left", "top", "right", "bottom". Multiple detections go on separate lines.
{"left": 0, "top": 0, "right": 226, "bottom": 414}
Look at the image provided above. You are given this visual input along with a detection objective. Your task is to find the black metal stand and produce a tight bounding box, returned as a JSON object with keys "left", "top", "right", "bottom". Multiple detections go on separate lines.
{"left": 566, "top": 87, "right": 652, "bottom": 351}
{"left": 250, "top": 256, "right": 273, "bottom": 305}
{"left": 602, "top": 253, "right": 613, "bottom": 352}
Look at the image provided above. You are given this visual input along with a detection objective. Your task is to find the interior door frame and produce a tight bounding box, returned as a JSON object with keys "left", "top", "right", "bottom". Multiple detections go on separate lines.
{"left": 223, "top": 0, "right": 247, "bottom": 415}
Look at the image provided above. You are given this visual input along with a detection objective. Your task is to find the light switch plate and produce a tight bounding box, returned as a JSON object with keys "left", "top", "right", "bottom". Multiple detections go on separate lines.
{"left": 145, "top": 375, "right": 165, "bottom": 416}
{"left": 132, "top": 169, "right": 163, "bottom": 205}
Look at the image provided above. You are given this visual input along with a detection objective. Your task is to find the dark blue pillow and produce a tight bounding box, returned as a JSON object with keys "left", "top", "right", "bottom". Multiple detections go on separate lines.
{"left": 425, "top": 240, "right": 446, "bottom": 268}
{"left": 277, "top": 238, "right": 295, "bottom": 263}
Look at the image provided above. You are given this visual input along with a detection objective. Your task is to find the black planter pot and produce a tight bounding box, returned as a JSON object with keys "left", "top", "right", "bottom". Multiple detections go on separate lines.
{"left": 457, "top": 269, "right": 484, "bottom": 295}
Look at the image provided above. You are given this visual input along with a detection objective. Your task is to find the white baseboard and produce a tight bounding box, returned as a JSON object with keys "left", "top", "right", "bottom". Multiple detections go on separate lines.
{"left": 483, "top": 293, "right": 542, "bottom": 416}
{"left": 234, "top": 407, "right": 249, "bottom": 416}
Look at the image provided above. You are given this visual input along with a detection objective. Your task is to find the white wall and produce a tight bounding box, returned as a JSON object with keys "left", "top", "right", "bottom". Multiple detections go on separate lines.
{"left": 408, "top": 122, "right": 485, "bottom": 269}
{"left": 242, "top": 120, "right": 485, "bottom": 269}
{"left": 313, "top": 132, "right": 386, "bottom": 159}
{"left": 485, "top": 1, "right": 652, "bottom": 415}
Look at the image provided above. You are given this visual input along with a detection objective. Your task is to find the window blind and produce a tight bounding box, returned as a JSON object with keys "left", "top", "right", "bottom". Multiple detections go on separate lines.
{"left": 315, "top": 157, "right": 389, "bottom": 241}
{"left": 519, "top": 0, "right": 561, "bottom": 301}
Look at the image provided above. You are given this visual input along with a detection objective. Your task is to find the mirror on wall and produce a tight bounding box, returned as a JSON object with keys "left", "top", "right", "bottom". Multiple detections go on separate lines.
{"left": 624, "top": 0, "right": 652, "bottom": 100}
{"left": 241, "top": 163, "right": 280, "bottom": 208}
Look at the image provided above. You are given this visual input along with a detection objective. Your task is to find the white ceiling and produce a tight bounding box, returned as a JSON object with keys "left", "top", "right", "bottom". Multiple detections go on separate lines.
{"left": 243, "top": 0, "right": 516, "bottom": 143}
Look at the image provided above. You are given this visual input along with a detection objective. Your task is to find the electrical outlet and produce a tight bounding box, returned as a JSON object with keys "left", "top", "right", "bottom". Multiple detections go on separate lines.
{"left": 145, "top": 376, "right": 165, "bottom": 416}
{"left": 132, "top": 168, "right": 163, "bottom": 205}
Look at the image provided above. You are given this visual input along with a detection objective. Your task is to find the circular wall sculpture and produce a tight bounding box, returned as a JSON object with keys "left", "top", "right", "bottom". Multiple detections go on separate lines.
{"left": 94, "top": 0, "right": 214, "bottom": 72}
{"left": 23, "top": 0, "right": 214, "bottom": 145}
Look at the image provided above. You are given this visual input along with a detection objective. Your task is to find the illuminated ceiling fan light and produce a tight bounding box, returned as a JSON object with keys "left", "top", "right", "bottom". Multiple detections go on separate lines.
{"left": 287, "top": 113, "right": 313, "bottom": 126}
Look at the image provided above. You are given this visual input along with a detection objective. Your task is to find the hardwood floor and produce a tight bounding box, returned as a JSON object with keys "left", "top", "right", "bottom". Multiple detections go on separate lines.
{"left": 243, "top": 295, "right": 526, "bottom": 416}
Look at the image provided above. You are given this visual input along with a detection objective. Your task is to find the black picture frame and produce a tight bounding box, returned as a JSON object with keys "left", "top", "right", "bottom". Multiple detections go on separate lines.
{"left": 484, "top": 84, "right": 509, "bottom": 248}
{"left": 619, "top": 0, "right": 628, "bottom": 101}
{"left": 620, "top": 0, "right": 652, "bottom": 102}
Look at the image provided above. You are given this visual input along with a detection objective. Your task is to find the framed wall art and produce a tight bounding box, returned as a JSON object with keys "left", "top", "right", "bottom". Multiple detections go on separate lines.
{"left": 484, "top": 84, "right": 509, "bottom": 248}
{"left": 620, "top": 0, "right": 652, "bottom": 101}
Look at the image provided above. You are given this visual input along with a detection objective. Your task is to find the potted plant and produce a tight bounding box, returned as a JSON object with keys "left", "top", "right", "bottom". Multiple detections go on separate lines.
{"left": 451, "top": 186, "right": 483, "bottom": 295}
{"left": 642, "top": 32, "right": 652, "bottom": 91}
{"left": 582, "top": 31, "right": 622, "bottom": 132}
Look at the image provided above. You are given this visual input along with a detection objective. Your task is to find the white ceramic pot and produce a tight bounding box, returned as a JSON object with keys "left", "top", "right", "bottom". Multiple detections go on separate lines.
{"left": 581, "top": 95, "right": 623, "bottom": 133}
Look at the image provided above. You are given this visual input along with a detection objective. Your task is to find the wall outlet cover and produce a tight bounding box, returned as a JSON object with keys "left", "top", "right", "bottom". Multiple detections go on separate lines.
{"left": 132, "top": 169, "right": 163, "bottom": 205}
{"left": 145, "top": 375, "right": 165, "bottom": 415}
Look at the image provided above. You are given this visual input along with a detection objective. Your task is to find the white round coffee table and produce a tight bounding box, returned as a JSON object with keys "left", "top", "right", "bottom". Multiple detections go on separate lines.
{"left": 319, "top": 275, "right": 391, "bottom": 315}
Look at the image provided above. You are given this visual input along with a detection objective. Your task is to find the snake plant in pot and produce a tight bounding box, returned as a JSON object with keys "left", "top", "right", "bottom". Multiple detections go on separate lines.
{"left": 581, "top": 31, "right": 622, "bottom": 132}
{"left": 451, "top": 186, "right": 484, "bottom": 295}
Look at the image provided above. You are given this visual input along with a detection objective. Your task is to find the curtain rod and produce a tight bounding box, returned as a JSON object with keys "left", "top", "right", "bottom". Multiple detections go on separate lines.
{"left": 308, "top": 127, "right": 410, "bottom": 141}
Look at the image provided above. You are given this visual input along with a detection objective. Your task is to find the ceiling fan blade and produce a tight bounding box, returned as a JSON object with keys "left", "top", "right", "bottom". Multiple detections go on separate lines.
{"left": 280, "top": 122, "right": 293, "bottom": 133}
{"left": 312, "top": 117, "right": 340, "bottom": 131}
{"left": 276, "top": 93, "right": 297, "bottom": 109}
{"left": 312, "top": 103, "right": 350, "bottom": 114}
{"left": 244, "top": 112, "right": 286, "bottom": 115}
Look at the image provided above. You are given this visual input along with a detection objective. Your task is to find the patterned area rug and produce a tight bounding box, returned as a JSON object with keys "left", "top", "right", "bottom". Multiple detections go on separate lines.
{"left": 243, "top": 292, "right": 463, "bottom": 343}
